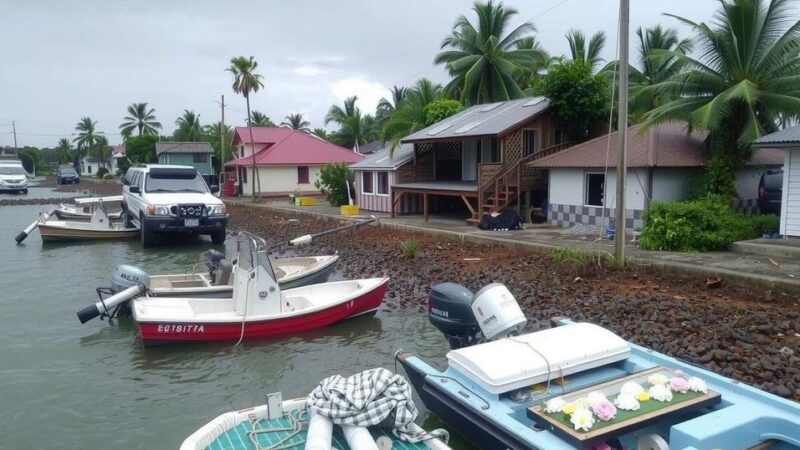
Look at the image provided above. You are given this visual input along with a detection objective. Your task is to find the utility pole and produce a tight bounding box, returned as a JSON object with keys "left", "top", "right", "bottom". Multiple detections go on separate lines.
{"left": 614, "top": 0, "right": 630, "bottom": 268}
{"left": 220, "top": 94, "right": 226, "bottom": 163}
{"left": 12, "top": 121, "right": 18, "bottom": 158}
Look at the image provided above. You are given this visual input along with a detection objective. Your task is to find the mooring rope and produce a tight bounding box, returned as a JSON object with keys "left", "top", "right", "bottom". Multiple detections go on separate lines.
{"left": 248, "top": 409, "right": 308, "bottom": 450}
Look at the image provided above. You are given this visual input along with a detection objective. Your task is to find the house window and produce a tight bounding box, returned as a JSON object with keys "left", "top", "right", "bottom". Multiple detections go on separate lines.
{"left": 240, "top": 167, "right": 247, "bottom": 183}
{"left": 585, "top": 173, "right": 605, "bottom": 207}
{"left": 87, "top": 165, "right": 92, "bottom": 174}
{"left": 523, "top": 129, "right": 538, "bottom": 157}
{"left": 376, "top": 172, "right": 389, "bottom": 195}
{"left": 362, "top": 172, "right": 373, "bottom": 194}
{"left": 554, "top": 129, "right": 565, "bottom": 145}
{"left": 478, "top": 138, "right": 499, "bottom": 163}
{"left": 239, "top": 146, "right": 245, "bottom": 158}
{"left": 297, "top": 166, "right": 309, "bottom": 184}
{"left": 193, "top": 153, "right": 208, "bottom": 163}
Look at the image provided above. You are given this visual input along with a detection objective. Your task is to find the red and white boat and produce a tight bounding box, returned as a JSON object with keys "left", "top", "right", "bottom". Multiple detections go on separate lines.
{"left": 130, "top": 232, "right": 388, "bottom": 345}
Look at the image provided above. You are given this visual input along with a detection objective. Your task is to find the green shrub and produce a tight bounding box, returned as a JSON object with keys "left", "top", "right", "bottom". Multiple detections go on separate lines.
{"left": 423, "top": 99, "right": 464, "bottom": 126}
{"left": 399, "top": 237, "right": 421, "bottom": 258}
{"left": 96, "top": 167, "right": 109, "bottom": 178}
{"left": 639, "top": 197, "right": 780, "bottom": 252}
{"left": 314, "top": 162, "right": 354, "bottom": 206}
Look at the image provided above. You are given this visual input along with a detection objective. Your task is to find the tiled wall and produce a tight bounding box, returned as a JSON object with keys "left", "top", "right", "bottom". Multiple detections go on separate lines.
{"left": 548, "top": 203, "right": 644, "bottom": 230}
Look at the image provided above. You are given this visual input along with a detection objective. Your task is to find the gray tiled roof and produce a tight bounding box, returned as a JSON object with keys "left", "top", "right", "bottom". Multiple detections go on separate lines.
{"left": 350, "top": 143, "right": 414, "bottom": 170}
{"left": 752, "top": 124, "right": 800, "bottom": 148}
{"left": 155, "top": 142, "right": 214, "bottom": 156}
{"left": 401, "top": 97, "right": 549, "bottom": 143}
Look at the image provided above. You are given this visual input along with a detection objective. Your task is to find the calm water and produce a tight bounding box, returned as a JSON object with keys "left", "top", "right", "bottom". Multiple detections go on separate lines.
{"left": 0, "top": 188, "right": 461, "bottom": 449}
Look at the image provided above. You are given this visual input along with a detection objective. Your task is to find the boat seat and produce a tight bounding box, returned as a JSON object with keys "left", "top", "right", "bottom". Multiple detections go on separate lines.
{"left": 214, "top": 260, "right": 233, "bottom": 286}
{"left": 447, "top": 322, "right": 630, "bottom": 394}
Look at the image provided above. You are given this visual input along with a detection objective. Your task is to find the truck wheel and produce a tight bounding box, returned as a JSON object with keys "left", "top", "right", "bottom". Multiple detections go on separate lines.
{"left": 140, "top": 215, "right": 155, "bottom": 248}
{"left": 211, "top": 228, "right": 226, "bottom": 245}
{"left": 21, "top": 189, "right": 28, "bottom": 194}
{"left": 122, "top": 205, "right": 133, "bottom": 228}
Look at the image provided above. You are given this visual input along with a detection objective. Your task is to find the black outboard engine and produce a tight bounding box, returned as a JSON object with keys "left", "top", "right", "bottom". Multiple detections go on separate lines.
{"left": 204, "top": 249, "right": 228, "bottom": 285}
{"left": 428, "top": 282, "right": 527, "bottom": 349}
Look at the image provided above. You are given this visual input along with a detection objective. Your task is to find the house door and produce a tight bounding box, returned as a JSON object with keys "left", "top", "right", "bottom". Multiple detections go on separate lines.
{"left": 462, "top": 140, "right": 477, "bottom": 181}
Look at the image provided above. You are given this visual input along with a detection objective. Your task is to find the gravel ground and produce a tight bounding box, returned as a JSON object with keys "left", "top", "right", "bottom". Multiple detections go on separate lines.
{"left": 228, "top": 203, "right": 800, "bottom": 402}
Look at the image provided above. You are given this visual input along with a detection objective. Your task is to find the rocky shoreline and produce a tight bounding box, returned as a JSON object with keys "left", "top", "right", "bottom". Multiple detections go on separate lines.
{"left": 228, "top": 203, "right": 800, "bottom": 402}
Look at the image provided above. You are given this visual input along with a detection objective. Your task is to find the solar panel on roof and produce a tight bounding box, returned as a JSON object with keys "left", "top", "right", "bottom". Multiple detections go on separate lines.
{"left": 426, "top": 123, "right": 454, "bottom": 136}
{"left": 523, "top": 97, "right": 545, "bottom": 107}
{"left": 375, "top": 157, "right": 389, "bottom": 163}
{"left": 479, "top": 102, "right": 503, "bottom": 112}
{"left": 454, "top": 121, "right": 485, "bottom": 134}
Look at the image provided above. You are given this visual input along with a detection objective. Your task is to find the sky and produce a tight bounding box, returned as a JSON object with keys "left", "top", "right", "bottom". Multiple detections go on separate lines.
{"left": 0, "top": 0, "right": 720, "bottom": 148}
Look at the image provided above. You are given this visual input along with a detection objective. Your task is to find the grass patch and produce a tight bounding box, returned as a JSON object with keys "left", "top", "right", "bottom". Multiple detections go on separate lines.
{"left": 399, "top": 237, "right": 421, "bottom": 258}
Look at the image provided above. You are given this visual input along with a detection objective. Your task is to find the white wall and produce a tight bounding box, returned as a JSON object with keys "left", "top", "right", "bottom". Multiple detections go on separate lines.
{"left": 548, "top": 168, "right": 584, "bottom": 205}
{"left": 783, "top": 149, "right": 800, "bottom": 237}
{"left": 236, "top": 144, "right": 261, "bottom": 160}
{"left": 240, "top": 165, "right": 321, "bottom": 196}
{"left": 735, "top": 166, "right": 765, "bottom": 200}
{"left": 549, "top": 168, "right": 648, "bottom": 210}
{"left": 651, "top": 168, "right": 699, "bottom": 203}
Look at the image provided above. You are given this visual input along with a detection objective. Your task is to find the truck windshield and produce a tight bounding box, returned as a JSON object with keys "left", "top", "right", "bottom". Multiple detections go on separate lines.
{"left": 145, "top": 168, "right": 208, "bottom": 193}
{"left": 0, "top": 166, "right": 26, "bottom": 175}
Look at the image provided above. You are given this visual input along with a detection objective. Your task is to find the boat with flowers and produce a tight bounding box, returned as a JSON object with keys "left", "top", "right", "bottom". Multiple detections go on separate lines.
{"left": 396, "top": 282, "right": 800, "bottom": 450}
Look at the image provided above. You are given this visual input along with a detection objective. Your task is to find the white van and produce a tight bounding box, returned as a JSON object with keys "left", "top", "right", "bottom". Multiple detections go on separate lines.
{"left": 0, "top": 160, "right": 28, "bottom": 194}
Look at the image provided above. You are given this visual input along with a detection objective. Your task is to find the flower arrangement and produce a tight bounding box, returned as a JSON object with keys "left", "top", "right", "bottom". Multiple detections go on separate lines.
{"left": 542, "top": 371, "right": 708, "bottom": 432}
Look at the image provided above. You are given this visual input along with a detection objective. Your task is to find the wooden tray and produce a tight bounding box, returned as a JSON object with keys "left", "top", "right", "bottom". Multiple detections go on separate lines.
{"left": 527, "top": 366, "right": 721, "bottom": 447}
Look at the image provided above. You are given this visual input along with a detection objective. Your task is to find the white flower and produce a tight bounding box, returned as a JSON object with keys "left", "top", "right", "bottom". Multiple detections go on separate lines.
{"left": 648, "top": 373, "right": 669, "bottom": 386}
{"left": 687, "top": 377, "right": 708, "bottom": 394}
{"left": 620, "top": 382, "right": 645, "bottom": 397}
{"left": 649, "top": 384, "right": 673, "bottom": 402}
{"left": 586, "top": 391, "right": 608, "bottom": 408}
{"left": 544, "top": 397, "right": 566, "bottom": 413}
{"left": 613, "top": 393, "right": 641, "bottom": 411}
{"left": 570, "top": 407, "right": 595, "bottom": 432}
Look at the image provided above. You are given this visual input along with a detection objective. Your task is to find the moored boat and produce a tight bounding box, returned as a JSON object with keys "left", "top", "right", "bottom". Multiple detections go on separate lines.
{"left": 397, "top": 282, "right": 800, "bottom": 450}
{"left": 39, "top": 202, "right": 138, "bottom": 242}
{"left": 54, "top": 202, "right": 122, "bottom": 221}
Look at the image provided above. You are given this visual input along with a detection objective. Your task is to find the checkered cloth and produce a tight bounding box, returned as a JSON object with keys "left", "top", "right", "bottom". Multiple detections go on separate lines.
{"left": 306, "top": 368, "right": 449, "bottom": 444}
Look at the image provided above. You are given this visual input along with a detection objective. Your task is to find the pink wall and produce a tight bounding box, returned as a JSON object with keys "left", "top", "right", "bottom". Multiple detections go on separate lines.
{"left": 355, "top": 170, "right": 421, "bottom": 214}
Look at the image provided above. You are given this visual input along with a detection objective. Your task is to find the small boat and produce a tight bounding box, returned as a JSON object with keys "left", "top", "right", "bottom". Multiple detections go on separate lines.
{"left": 146, "top": 250, "right": 339, "bottom": 297}
{"left": 181, "top": 370, "right": 451, "bottom": 450}
{"left": 124, "top": 232, "right": 386, "bottom": 345}
{"left": 38, "top": 202, "right": 138, "bottom": 242}
{"left": 397, "top": 282, "right": 800, "bottom": 450}
{"left": 54, "top": 202, "right": 122, "bottom": 221}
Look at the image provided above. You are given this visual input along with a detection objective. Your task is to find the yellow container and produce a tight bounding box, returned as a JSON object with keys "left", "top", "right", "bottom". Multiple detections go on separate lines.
{"left": 297, "top": 197, "right": 317, "bottom": 206}
{"left": 340, "top": 205, "right": 359, "bottom": 216}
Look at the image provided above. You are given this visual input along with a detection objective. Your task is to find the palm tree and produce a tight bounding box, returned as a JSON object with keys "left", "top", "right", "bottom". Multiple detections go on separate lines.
{"left": 250, "top": 111, "right": 275, "bottom": 127}
{"left": 73, "top": 117, "right": 103, "bottom": 173}
{"left": 119, "top": 102, "right": 162, "bottom": 138}
{"left": 204, "top": 122, "right": 233, "bottom": 171}
{"left": 281, "top": 113, "right": 311, "bottom": 133}
{"left": 382, "top": 79, "right": 445, "bottom": 150}
{"left": 311, "top": 128, "right": 331, "bottom": 141}
{"left": 91, "top": 135, "right": 112, "bottom": 169}
{"left": 514, "top": 36, "right": 553, "bottom": 90}
{"left": 647, "top": 0, "right": 800, "bottom": 197}
{"left": 325, "top": 96, "right": 377, "bottom": 150}
{"left": 376, "top": 86, "right": 408, "bottom": 123}
{"left": 565, "top": 30, "right": 606, "bottom": 72}
{"left": 173, "top": 110, "right": 204, "bottom": 141}
{"left": 55, "top": 138, "right": 73, "bottom": 164}
{"left": 434, "top": 0, "right": 545, "bottom": 105}
{"left": 228, "top": 56, "right": 265, "bottom": 199}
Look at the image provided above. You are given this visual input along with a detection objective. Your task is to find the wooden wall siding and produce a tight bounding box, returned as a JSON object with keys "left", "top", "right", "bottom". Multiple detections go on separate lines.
{"left": 396, "top": 162, "right": 417, "bottom": 183}
{"left": 503, "top": 129, "right": 523, "bottom": 164}
{"left": 413, "top": 145, "right": 435, "bottom": 182}
{"left": 479, "top": 163, "right": 503, "bottom": 185}
{"left": 354, "top": 170, "right": 392, "bottom": 213}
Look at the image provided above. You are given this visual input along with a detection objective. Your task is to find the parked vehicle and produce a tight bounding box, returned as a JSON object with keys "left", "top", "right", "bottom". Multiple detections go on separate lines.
{"left": 758, "top": 168, "right": 783, "bottom": 215}
{"left": 56, "top": 166, "right": 80, "bottom": 184}
{"left": 0, "top": 161, "right": 28, "bottom": 193}
{"left": 121, "top": 165, "right": 228, "bottom": 247}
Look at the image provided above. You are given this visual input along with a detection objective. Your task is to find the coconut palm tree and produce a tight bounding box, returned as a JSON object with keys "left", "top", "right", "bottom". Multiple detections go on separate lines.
{"left": 281, "top": 113, "right": 311, "bottom": 133}
{"left": 647, "top": 0, "right": 800, "bottom": 197}
{"left": 434, "top": 0, "right": 545, "bottom": 105}
{"left": 376, "top": 86, "right": 408, "bottom": 123}
{"left": 55, "top": 138, "right": 73, "bottom": 164}
{"left": 73, "top": 117, "right": 103, "bottom": 173}
{"left": 228, "top": 56, "right": 265, "bottom": 199}
{"left": 311, "top": 128, "right": 331, "bottom": 141}
{"left": 119, "top": 102, "right": 162, "bottom": 138}
{"left": 382, "top": 79, "right": 445, "bottom": 150}
{"left": 173, "top": 110, "right": 204, "bottom": 141}
{"left": 250, "top": 111, "right": 275, "bottom": 127}
{"left": 324, "top": 96, "right": 377, "bottom": 151}
{"left": 565, "top": 30, "right": 606, "bottom": 72}
{"left": 91, "top": 135, "right": 112, "bottom": 169}
{"left": 204, "top": 122, "right": 233, "bottom": 171}
{"left": 514, "top": 36, "right": 554, "bottom": 90}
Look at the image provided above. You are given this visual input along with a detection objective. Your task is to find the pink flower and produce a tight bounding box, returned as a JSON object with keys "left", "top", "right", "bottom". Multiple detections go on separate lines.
{"left": 592, "top": 400, "right": 617, "bottom": 421}
{"left": 674, "top": 369, "right": 686, "bottom": 378}
{"left": 670, "top": 377, "right": 690, "bottom": 394}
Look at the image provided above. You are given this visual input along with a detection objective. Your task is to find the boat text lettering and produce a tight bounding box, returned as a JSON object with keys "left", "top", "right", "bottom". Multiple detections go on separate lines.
{"left": 157, "top": 324, "right": 205, "bottom": 333}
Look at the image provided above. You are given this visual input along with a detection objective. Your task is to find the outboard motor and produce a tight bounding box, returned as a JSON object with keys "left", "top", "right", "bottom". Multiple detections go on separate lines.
{"left": 428, "top": 282, "right": 527, "bottom": 349}
{"left": 203, "top": 249, "right": 231, "bottom": 286}
{"left": 77, "top": 265, "right": 151, "bottom": 324}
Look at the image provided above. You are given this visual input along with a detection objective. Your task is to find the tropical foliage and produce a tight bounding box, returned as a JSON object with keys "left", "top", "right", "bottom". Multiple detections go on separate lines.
{"left": 434, "top": 0, "right": 544, "bottom": 105}
{"left": 281, "top": 113, "right": 311, "bottom": 132}
{"left": 228, "top": 55, "right": 265, "bottom": 198}
{"left": 250, "top": 111, "right": 274, "bottom": 126}
{"left": 376, "top": 86, "right": 408, "bottom": 124}
{"left": 646, "top": 0, "right": 800, "bottom": 197}
{"left": 381, "top": 79, "right": 445, "bottom": 149}
{"left": 73, "top": 117, "right": 104, "bottom": 172}
{"left": 325, "top": 96, "right": 377, "bottom": 150}
{"left": 423, "top": 99, "right": 464, "bottom": 126}
{"left": 204, "top": 122, "right": 233, "bottom": 172}
{"left": 55, "top": 138, "right": 73, "bottom": 164}
{"left": 124, "top": 135, "right": 159, "bottom": 165}
{"left": 173, "top": 110, "right": 204, "bottom": 141}
{"left": 311, "top": 128, "right": 331, "bottom": 141}
{"left": 314, "top": 162, "right": 354, "bottom": 206}
{"left": 565, "top": 30, "right": 606, "bottom": 72}
{"left": 119, "top": 103, "right": 161, "bottom": 138}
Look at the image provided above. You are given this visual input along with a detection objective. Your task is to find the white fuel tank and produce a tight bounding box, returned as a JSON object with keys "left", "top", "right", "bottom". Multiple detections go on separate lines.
{"left": 471, "top": 283, "right": 526, "bottom": 341}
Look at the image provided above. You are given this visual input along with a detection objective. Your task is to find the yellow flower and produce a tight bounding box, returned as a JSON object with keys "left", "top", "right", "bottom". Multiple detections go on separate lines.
{"left": 636, "top": 391, "right": 651, "bottom": 402}
{"left": 562, "top": 402, "right": 577, "bottom": 415}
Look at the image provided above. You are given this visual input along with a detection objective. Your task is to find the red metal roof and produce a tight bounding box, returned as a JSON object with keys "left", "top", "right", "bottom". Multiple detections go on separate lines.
{"left": 226, "top": 127, "right": 363, "bottom": 167}
{"left": 530, "top": 122, "right": 784, "bottom": 168}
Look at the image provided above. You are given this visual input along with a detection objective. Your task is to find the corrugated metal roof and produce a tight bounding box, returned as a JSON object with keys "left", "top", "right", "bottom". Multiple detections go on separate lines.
{"left": 752, "top": 124, "right": 800, "bottom": 148}
{"left": 350, "top": 144, "right": 414, "bottom": 170}
{"left": 155, "top": 142, "right": 213, "bottom": 156}
{"left": 401, "top": 97, "right": 549, "bottom": 143}
{"left": 225, "top": 128, "right": 362, "bottom": 167}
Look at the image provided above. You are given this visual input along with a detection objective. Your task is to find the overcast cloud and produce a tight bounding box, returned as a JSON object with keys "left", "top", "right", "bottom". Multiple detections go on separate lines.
{"left": 0, "top": 0, "right": 719, "bottom": 148}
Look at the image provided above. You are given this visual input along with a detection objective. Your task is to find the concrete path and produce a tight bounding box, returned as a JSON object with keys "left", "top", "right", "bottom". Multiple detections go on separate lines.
{"left": 226, "top": 198, "right": 800, "bottom": 295}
